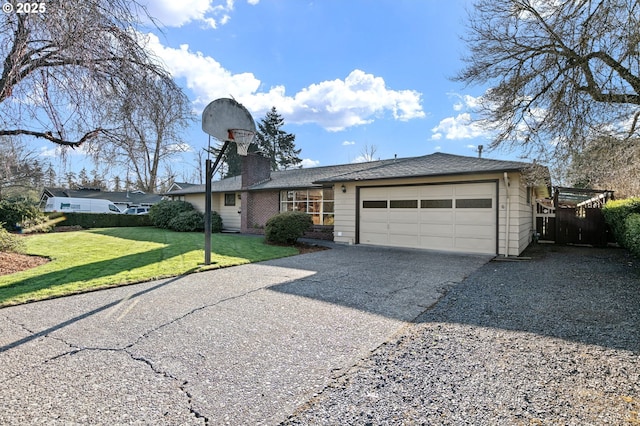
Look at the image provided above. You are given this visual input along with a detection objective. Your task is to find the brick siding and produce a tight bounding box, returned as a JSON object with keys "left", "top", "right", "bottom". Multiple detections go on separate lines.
{"left": 242, "top": 191, "right": 279, "bottom": 234}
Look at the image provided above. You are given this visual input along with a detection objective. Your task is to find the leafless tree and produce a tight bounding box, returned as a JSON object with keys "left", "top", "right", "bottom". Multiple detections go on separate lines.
{"left": 360, "top": 144, "right": 378, "bottom": 162}
{"left": 0, "top": 137, "right": 44, "bottom": 199}
{"left": 0, "top": 0, "right": 171, "bottom": 148}
{"left": 90, "top": 74, "right": 194, "bottom": 193}
{"left": 456, "top": 0, "right": 640, "bottom": 160}
{"left": 191, "top": 149, "right": 206, "bottom": 185}
{"left": 566, "top": 136, "right": 640, "bottom": 197}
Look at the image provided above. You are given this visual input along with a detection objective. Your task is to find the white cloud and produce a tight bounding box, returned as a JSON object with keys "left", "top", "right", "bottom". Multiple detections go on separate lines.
{"left": 342, "top": 140, "right": 356, "bottom": 146}
{"left": 141, "top": 0, "right": 249, "bottom": 29}
{"left": 146, "top": 34, "right": 261, "bottom": 105}
{"left": 38, "top": 144, "right": 87, "bottom": 159}
{"left": 145, "top": 34, "right": 425, "bottom": 132}
{"left": 431, "top": 93, "right": 491, "bottom": 141}
{"left": 351, "top": 155, "right": 368, "bottom": 163}
{"left": 283, "top": 70, "right": 424, "bottom": 131}
{"left": 39, "top": 146, "right": 60, "bottom": 158}
{"left": 431, "top": 113, "right": 487, "bottom": 140}
{"left": 300, "top": 158, "right": 320, "bottom": 168}
{"left": 450, "top": 93, "right": 481, "bottom": 111}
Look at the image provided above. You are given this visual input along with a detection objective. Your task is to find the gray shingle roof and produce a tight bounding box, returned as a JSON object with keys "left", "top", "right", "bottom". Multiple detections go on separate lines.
{"left": 249, "top": 159, "right": 398, "bottom": 190}
{"left": 314, "top": 152, "right": 532, "bottom": 183}
{"left": 164, "top": 176, "right": 242, "bottom": 195}
{"left": 165, "top": 153, "right": 535, "bottom": 195}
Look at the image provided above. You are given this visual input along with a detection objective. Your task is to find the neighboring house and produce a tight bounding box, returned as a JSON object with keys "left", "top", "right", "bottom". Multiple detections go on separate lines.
{"left": 165, "top": 152, "right": 550, "bottom": 256}
{"left": 40, "top": 187, "right": 163, "bottom": 212}
{"left": 166, "top": 182, "right": 201, "bottom": 192}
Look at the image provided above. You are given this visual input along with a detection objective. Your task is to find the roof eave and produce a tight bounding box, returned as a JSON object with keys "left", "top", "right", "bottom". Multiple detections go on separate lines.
{"left": 313, "top": 167, "right": 528, "bottom": 184}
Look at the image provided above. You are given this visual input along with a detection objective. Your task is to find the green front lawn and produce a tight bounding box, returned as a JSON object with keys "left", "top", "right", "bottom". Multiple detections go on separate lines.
{"left": 0, "top": 227, "right": 298, "bottom": 307}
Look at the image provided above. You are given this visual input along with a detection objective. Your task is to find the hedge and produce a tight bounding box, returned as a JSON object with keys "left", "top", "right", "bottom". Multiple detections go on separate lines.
{"left": 601, "top": 198, "right": 640, "bottom": 248}
{"left": 623, "top": 214, "right": 640, "bottom": 258}
{"left": 52, "top": 212, "right": 152, "bottom": 228}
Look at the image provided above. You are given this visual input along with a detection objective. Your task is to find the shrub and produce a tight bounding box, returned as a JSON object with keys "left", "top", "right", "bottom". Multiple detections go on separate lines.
{"left": 0, "top": 200, "right": 47, "bottom": 232}
{"left": 623, "top": 213, "right": 640, "bottom": 258}
{"left": 168, "top": 211, "right": 204, "bottom": 232}
{"left": 149, "top": 200, "right": 194, "bottom": 229}
{"left": 0, "top": 225, "right": 25, "bottom": 253}
{"left": 602, "top": 198, "right": 640, "bottom": 247}
{"left": 210, "top": 211, "right": 223, "bottom": 233}
{"left": 265, "top": 211, "right": 313, "bottom": 245}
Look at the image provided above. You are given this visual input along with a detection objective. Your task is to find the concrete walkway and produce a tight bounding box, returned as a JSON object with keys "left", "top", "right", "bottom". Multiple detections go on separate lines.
{"left": 0, "top": 244, "right": 490, "bottom": 425}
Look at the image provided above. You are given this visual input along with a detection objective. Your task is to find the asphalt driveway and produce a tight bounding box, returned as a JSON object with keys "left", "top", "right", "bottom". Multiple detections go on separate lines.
{"left": 0, "top": 244, "right": 490, "bottom": 424}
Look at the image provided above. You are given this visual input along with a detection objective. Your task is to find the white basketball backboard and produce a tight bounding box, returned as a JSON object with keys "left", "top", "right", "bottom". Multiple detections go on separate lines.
{"left": 202, "top": 98, "right": 256, "bottom": 141}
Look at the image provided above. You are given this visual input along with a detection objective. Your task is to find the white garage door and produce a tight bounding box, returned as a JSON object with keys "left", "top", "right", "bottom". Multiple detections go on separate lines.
{"left": 359, "top": 182, "right": 497, "bottom": 254}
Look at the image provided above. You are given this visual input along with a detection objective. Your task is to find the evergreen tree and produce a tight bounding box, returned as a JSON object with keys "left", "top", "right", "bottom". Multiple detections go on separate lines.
{"left": 65, "top": 172, "right": 77, "bottom": 189}
{"left": 45, "top": 163, "right": 56, "bottom": 187}
{"left": 90, "top": 168, "right": 106, "bottom": 189}
{"left": 78, "top": 168, "right": 90, "bottom": 187}
{"left": 113, "top": 176, "right": 122, "bottom": 192}
{"left": 207, "top": 107, "right": 301, "bottom": 178}
{"left": 208, "top": 142, "right": 246, "bottom": 178}
{"left": 255, "top": 107, "right": 301, "bottom": 171}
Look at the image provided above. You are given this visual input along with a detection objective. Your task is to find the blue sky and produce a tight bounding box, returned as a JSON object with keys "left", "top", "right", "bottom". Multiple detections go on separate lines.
{"left": 42, "top": 0, "right": 515, "bottom": 184}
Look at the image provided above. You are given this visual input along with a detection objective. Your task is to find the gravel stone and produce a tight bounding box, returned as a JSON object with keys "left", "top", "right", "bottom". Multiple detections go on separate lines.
{"left": 283, "top": 245, "right": 640, "bottom": 425}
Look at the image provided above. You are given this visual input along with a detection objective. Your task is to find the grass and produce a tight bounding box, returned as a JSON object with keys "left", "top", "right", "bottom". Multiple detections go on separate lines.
{"left": 0, "top": 227, "right": 298, "bottom": 307}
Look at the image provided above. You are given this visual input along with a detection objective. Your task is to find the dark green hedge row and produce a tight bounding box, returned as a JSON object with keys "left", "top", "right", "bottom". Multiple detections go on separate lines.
{"left": 52, "top": 212, "right": 152, "bottom": 228}
{"left": 602, "top": 198, "right": 640, "bottom": 257}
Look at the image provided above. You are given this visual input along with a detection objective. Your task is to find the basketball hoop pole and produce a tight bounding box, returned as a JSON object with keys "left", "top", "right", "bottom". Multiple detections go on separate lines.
{"left": 201, "top": 98, "right": 256, "bottom": 266}
{"left": 204, "top": 140, "right": 230, "bottom": 265}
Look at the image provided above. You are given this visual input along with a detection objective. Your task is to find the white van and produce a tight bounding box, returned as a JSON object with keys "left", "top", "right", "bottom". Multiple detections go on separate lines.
{"left": 43, "top": 197, "right": 122, "bottom": 214}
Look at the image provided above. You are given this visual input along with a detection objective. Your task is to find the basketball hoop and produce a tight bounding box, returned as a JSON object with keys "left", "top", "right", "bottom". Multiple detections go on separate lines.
{"left": 228, "top": 129, "right": 255, "bottom": 156}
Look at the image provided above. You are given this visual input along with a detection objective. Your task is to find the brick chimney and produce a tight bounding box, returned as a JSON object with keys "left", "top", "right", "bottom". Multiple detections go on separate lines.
{"left": 241, "top": 152, "right": 271, "bottom": 189}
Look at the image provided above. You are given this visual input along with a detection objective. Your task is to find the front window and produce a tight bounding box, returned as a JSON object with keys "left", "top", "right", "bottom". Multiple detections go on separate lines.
{"left": 224, "top": 193, "right": 236, "bottom": 206}
{"left": 280, "top": 188, "right": 334, "bottom": 225}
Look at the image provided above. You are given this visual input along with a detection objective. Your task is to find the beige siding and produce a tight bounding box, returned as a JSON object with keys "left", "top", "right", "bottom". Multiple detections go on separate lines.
{"left": 182, "top": 192, "right": 241, "bottom": 231}
{"left": 333, "top": 183, "right": 358, "bottom": 244}
{"left": 176, "top": 170, "right": 535, "bottom": 256}
{"left": 183, "top": 194, "right": 207, "bottom": 212}
{"left": 217, "top": 193, "right": 241, "bottom": 231}
{"left": 334, "top": 172, "right": 533, "bottom": 256}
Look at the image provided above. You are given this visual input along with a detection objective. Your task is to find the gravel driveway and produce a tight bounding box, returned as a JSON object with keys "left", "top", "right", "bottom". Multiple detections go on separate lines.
{"left": 284, "top": 245, "right": 640, "bottom": 425}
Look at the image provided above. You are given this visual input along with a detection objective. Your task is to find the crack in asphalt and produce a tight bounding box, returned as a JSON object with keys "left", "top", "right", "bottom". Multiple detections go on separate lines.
{"left": 2, "top": 285, "right": 271, "bottom": 424}
{"left": 127, "top": 351, "right": 210, "bottom": 425}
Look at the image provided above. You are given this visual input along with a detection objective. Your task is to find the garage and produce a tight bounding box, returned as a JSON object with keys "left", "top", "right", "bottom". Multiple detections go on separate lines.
{"left": 359, "top": 182, "right": 497, "bottom": 254}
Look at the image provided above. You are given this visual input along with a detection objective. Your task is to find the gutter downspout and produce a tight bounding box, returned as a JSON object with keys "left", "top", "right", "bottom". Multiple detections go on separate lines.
{"left": 503, "top": 172, "right": 510, "bottom": 257}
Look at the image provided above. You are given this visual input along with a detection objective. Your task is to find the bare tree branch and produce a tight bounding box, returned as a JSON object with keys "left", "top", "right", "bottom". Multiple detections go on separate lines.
{"left": 0, "top": 128, "right": 104, "bottom": 148}
{"left": 0, "top": 0, "right": 173, "bottom": 149}
{"left": 456, "top": 0, "right": 640, "bottom": 160}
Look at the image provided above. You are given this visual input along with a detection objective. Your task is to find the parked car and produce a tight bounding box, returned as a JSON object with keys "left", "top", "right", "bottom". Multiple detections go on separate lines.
{"left": 123, "top": 206, "right": 150, "bottom": 215}
{"left": 43, "top": 197, "right": 122, "bottom": 214}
